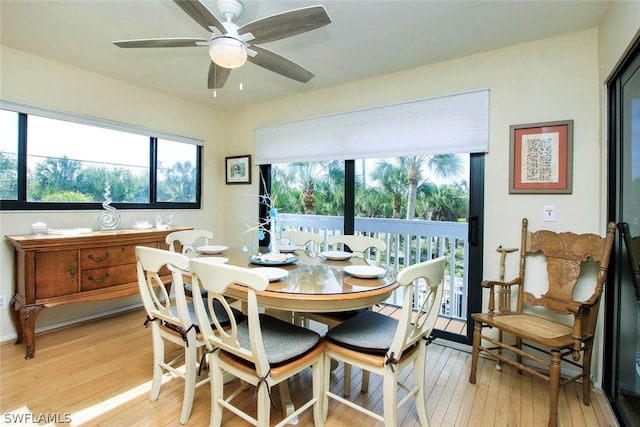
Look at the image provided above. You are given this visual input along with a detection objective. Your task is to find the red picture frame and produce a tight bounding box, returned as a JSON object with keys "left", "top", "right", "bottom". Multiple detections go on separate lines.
{"left": 509, "top": 120, "right": 573, "bottom": 194}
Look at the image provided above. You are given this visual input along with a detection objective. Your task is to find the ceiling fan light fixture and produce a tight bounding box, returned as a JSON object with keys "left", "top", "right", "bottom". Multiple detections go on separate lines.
{"left": 209, "top": 36, "right": 247, "bottom": 69}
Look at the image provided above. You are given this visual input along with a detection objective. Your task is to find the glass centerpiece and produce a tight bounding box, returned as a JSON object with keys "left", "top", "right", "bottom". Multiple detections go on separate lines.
{"left": 98, "top": 181, "right": 120, "bottom": 230}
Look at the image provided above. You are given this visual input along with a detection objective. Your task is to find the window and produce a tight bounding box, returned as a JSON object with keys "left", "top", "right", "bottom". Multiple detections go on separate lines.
{"left": 157, "top": 138, "right": 199, "bottom": 203}
{"left": 256, "top": 90, "right": 488, "bottom": 345}
{"left": 0, "top": 102, "right": 202, "bottom": 210}
{"left": 271, "top": 161, "right": 345, "bottom": 216}
{"left": 0, "top": 109, "right": 18, "bottom": 200}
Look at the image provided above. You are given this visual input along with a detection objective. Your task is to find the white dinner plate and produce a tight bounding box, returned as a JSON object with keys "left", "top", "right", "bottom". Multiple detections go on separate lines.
{"left": 48, "top": 227, "right": 93, "bottom": 235}
{"left": 249, "top": 254, "right": 299, "bottom": 266}
{"left": 251, "top": 267, "right": 289, "bottom": 282}
{"left": 320, "top": 250, "right": 353, "bottom": 261}
{"left": 196, "top": 257, "right": 229, "bottom": 264}
{"left": 277, "top": 244, "right": 299, "bottom": 253}
{"left": 131, "top": 223, "right": 152, "bottom": 230}
{"left": 196, "top": 245, "right": 228, "bottom": 254}
{"left": 343, "top": 265, "right": 387, "bottom": 279}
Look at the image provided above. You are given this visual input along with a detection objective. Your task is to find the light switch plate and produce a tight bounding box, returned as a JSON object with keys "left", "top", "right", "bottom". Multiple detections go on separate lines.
{"left": 544, "top": 205, "right": 556, "bottom": 222}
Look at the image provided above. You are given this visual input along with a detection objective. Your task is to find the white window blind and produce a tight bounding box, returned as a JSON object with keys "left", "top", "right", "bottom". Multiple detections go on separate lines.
{"left": 0, "top": 99, "right": 203, "bottom": 146}
{"left": 255, "top": 89, "right": 489, "bottom": 165}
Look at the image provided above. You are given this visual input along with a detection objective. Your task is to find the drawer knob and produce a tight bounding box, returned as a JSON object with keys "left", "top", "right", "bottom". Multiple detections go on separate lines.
{"left": 88, "top": 253, "right": 109, "bottom": 263}
{"left": 88, "top": 273, "right": 110, "bottom": 283}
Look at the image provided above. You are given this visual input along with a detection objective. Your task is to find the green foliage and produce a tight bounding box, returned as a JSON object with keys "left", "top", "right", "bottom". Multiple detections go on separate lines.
{"left": 40, "top": 191, "right": 93, "bottom": 202}
{"left": 23, "top": 155, "right": 191, "bottom": 203}
{"left": 158, "top": 161, "right": 196, "bottom": 202}
{"left": 272, "top": 156, "right": 469, "bottom": 222}
{"left": 0, "top": 149, "right": 17, "bottom": 200}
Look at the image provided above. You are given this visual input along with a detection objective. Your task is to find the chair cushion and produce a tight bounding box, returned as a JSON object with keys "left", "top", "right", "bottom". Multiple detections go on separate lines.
{"left": 319, "top": 309, "right": 367, "bottom": 321}
{"left": 236, "top": 314, "right": 321, "bottom": 366}
{"left": 184, "top": 284, "right": 207, "bottom": 298}
{"left": 171, "top": 299, "right": 244, "bottom": 330}
{"left": 326, "top": 310, "right": 397, "bottom": 354}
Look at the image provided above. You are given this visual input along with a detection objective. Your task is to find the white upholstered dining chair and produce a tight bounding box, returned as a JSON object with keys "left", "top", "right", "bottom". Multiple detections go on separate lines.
{"left": 188, "top": 259, "right": 326, "bottom": 427}
{"left": 135, "top": 246, "right": 242, "bottom": 424}
{"left": 166, "top": 229, "right": 215, "bottom": 296}
{"left": 282, "top": 230, "right": 325, "bottom": 255}
{"left": 307, "top": 233, "right": 388, "bottom": 395}
{"left": 166, "top": 229, "right": 214, "bottom": 257}
{"left": 322, "top": 256, "right": 446, "bottom": 427}
{"left": 326, "top": 234, "right": 386, "bottom": 266}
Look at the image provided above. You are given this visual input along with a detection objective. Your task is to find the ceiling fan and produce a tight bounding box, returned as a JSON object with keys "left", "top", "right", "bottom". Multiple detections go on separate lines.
{"left": 113, "top": 0, "right": 331, "bottom": 90}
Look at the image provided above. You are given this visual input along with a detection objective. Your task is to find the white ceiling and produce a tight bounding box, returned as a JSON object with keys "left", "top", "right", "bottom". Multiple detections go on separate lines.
{"left": 0, "top": 0, "right": 609, "bottom": 111}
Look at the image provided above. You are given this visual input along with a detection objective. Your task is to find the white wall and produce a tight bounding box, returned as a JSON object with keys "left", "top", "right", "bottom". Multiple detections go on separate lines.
{"left": 218, "top": 27, "right": 615, "bottom": 384}
{"left": 0, "top": 46, "right": 226, "bottom": 339}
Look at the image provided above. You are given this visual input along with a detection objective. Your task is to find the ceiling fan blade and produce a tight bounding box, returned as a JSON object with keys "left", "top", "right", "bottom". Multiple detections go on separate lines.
{"left": 173, "top": 0, "right": 225, "bottom": 34}
{"left": 239, "top": 6, "right": 331, "bottom": 45}
{"left": 113, "top": 38, "right": 208, "bottom": 48}
{"left": 208, "top": 62, "right": 232, "bottom": 89}
{"left": 248, "top": 45, "right": 314, "bottom": 83}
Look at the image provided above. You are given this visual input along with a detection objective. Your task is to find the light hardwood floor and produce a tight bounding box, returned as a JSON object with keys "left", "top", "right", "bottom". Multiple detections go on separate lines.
{"left": 1, "top": 308, "right": 618, "bottom": 426}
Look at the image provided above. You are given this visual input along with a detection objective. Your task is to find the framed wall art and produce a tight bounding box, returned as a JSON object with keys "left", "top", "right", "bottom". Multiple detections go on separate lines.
{"left": 509, "top": 120, "right": 573, "bottom": 194}
{"left": 225, "top": 155, "right": 251, "bottom": 184}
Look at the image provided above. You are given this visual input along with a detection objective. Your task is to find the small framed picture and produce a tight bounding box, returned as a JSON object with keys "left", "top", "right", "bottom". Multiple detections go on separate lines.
{"left": 509, "top": 120, "right": 573, "bottom": 194}
{"left": 225, "top": 155, "right": 252, "bottom": 184}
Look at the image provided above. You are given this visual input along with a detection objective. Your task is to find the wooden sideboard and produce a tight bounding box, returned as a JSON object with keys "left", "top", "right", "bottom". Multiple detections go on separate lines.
{"left": 5, "top": 227, "right": 189, "bottom": 359}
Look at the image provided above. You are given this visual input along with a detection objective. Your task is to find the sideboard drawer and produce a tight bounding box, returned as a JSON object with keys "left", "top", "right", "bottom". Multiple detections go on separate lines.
{"left": 81, "top": 244, "right": 135, "bottom": 269}
{"left": 81, "top": 264, "right": 137, "bottom": 291}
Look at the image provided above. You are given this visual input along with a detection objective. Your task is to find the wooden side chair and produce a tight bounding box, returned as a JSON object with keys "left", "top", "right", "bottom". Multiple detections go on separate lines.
{"left": 135, "top": 246, "right": 243, "bottom": 424}
{"left": 135, "top": 246, "right": 206, "bottom": 424}
{"left": 322, "top": 256, "right": 446, "bottom": 426}
{"left": 166, "top": 229, "right": 214, "bottom": 257}
{"left": 308, "top": 234, "right": 388, "bottom": 396}
{"left": 188, "top": 259, "right": 326, "bottom": 427}
{"left": 619, "top": 222, "right": 640, "bottom": 300}
{"left": 469, "top": 218, "right": 616, "bottom": 427}
{"left": 326, "top": 234, "right": 386, "bottom": 266}
{"left": 282, "top": 229, "right": 325, "bottom": 256}
{"left": 166, "top": 229, "right": 214, "bottom": 296}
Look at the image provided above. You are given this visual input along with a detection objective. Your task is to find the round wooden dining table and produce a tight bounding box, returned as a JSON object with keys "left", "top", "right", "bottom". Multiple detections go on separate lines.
{"left": 194, "top": 247, "right": 399, "bottom": 421}
{"left": 204, "top": 247, "right": 399, "bottom": 313}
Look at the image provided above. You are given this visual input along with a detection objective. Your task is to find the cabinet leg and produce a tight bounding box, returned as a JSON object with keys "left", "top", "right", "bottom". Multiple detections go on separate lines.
{"left": 17, "top": 305, "right": 44, "bottom": 359}
{"left": 9, "top": 298, "right": 22, "bottom": 344}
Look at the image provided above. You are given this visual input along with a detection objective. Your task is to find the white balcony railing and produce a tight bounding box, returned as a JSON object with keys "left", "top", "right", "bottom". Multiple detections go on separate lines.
{"left": 278, "top": 214, "right": 469, "bottom": 320}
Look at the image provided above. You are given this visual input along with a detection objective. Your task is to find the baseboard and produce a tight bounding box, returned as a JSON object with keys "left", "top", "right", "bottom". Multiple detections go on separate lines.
{"left": 0, "top": 302, "right": 144, "bottom": 344}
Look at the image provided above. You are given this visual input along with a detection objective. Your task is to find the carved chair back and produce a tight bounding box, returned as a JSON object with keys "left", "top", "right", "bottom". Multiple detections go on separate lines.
{"left": 516, "top": 218, "right": 616, "bottom": 330}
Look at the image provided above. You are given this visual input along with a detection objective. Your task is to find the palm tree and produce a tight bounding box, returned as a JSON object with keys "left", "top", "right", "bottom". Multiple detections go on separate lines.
{"left": 400, "top": 156, "right": 428, "bottom": 220}
{"left": 428, "top": 183, "right": 468, "bottom": 221}
{"left": 370, "top": 160, "right": 406, "bottom": 218}
{"left": 271, "top": 165, "right": 301, "bottom": 213}
{"left": 292, "top": 162, "right": 329, "bottom": 214}
{"left": 428, "top": 154, "right": 464, "bottom": 181}
{"left": 30, "top": 156, "right": 82, "bottom": 200}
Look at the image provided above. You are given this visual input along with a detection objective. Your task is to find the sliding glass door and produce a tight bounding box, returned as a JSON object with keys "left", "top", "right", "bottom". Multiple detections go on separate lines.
{"left": 260, "top": 153, "right": 484, "bottom": 345}
{"left": 606, "top": 36, "right": 640, "bottom": 427}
